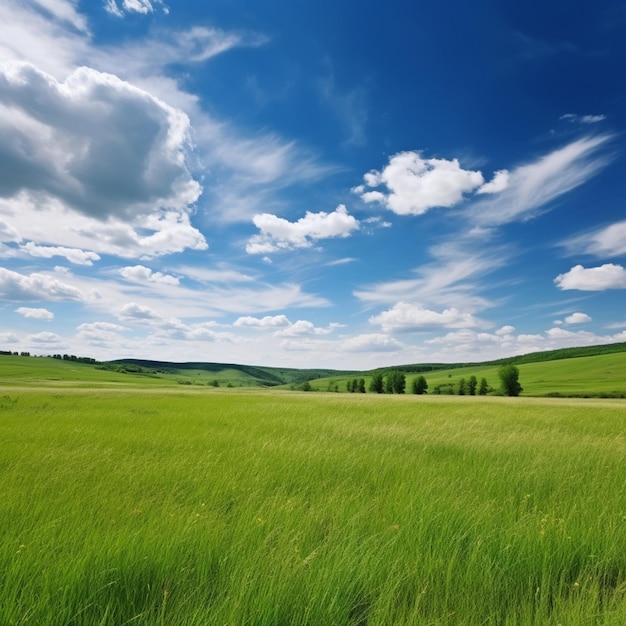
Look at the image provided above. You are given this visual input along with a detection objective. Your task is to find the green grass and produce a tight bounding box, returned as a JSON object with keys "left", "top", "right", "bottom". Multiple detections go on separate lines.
{"left": 1, "top": 388, "right": 626, "bottom": 624}
{"left": 0, "top": 356, "right": 177, "bottom": 387}
{"left": 311, "top": 351, "right": 626, "bottom": 397}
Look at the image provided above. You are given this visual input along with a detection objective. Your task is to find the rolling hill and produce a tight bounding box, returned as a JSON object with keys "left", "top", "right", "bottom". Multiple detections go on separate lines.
{"left": 1, "top": 342, "right": 625, "bottom": 396}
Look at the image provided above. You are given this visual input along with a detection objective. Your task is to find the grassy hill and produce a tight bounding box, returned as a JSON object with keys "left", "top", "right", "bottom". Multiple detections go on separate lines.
{"left": 109, "top": 359, "right": 356, "bottom": 388}
{"left": 309, "top": 349, "right": 626, "bottom": 397}
{"left": 1, "top": 341, "right": 625, "bottom": 396}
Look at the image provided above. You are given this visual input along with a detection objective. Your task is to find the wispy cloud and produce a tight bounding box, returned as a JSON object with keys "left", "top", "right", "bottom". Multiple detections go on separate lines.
{"left": 468, "top": 135, "right": 613, "bottom": 226}
{"left": 104, "top": 0, "right": 168, "bottom": 17}
{"left": 561, "top": 219, "right": 626, "bottom": 258}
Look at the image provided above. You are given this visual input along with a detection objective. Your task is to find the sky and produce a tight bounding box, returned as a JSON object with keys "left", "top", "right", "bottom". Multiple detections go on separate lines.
{"left": 0, "top": 0, "right": 625, "bottom": 369}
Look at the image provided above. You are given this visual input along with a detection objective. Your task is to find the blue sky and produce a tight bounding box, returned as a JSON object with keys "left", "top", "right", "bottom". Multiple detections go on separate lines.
{"left": 1, "top": 0, "right": 625, "bottom": 369}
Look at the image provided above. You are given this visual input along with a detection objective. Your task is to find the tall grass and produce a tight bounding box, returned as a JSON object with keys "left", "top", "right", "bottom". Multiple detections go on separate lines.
{"left": 1, "top": 390, "right": 625, "bottom": 624}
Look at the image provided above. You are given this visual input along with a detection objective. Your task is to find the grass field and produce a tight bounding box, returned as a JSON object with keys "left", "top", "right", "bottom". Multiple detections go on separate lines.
{"left": 1, "top": 385, "right": 626, "bottom": 625}
{"left": 311, "top": 351, "right": 626, "bottom": 397}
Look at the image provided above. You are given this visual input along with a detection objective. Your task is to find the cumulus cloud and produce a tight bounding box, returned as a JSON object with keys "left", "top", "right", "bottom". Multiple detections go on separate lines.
{"left": 554, "top": 264, "right": 626, "bottom": 291}
{"left": 120, "top": 265, "right": 179, "bottom": 285}
{"left": 28, "top": 331, "right": 63, "bottom": 344}
{"left": 76, "top": 321, "right": 128, "bottom": 346}
{"left": 246, "top": 205, "right": 359, "bottom": 254}
{"left": 564, "top": 312, "right": 592, "bottom": 324}
{"left": 0, "top": 61, "right": 206, "bottom": 258}
{"left": 233, "top": 314, "right": 291, "bottom": 328}
{"left": 116, "top": 302, "right": 161, "bottom": 321}
{"left": 369, "top": 302, "right": 480, "bottom": 333}
{"left": 356, "top": 151, "right": 484, "bottom": 215}
{"left": 0, "top": 219, "right": 21, "bottom": 243}
{"left": 15, "top": 306, "right": 54, "bottom": 320}
{"left": 496, "top": 325, "right": 515, "bottom": 336}
{"left": 0, "top": 267, "right": 84, "bottom": 301}
{"left": 339, "top": 333, "right": 404, "bottom": 352}
{"left": 274, "top": 320, "right": 340, "bottom": 337}
{"left": 233, "top": 315, "right": 339, "bottom": 337}
{"left": 0, "top": 332, "right": 19, "bottom": 344}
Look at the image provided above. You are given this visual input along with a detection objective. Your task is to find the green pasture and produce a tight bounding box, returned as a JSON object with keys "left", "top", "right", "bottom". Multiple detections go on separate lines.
{"left": 1, "top": 388, "right": 625, "bottom": 625}
{"left": 311, "top": 351, "right": 626, "bottom": 397}
{"left": 0, "top": 356, "right": 173, "bottom": 387}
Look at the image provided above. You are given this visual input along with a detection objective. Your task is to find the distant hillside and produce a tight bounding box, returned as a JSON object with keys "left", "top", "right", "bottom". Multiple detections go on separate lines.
{"left": 110, "top": 359, "right": 355, "bottom": 387}
{"left": 1, "top": 342, "right": 625, "bottom": 395}
{"left": 378, "top": 342, "right": 626, "bottom": 374}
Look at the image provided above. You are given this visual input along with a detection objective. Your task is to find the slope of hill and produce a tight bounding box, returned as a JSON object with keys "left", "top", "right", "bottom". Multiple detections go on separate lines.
{"left": 1, "top": 342, "right": 625, "bottom": 395}
{"left": 310, "top": 348, "right": 626, "bottom": 397}
{"left": 109, "top": 358, "right": 355, "bottom": 388}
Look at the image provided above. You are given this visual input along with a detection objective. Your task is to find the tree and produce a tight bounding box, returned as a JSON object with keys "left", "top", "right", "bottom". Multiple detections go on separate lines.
{"left": 478, "top": 377, "right": 489, "bottom": 396}
{"left": 458, "top": 378, "right": 466, "bottom": 395}
{"left": 385, "top": 370, "right": 406, "bottom": 394}
{"left": 384, "top": 374, "right": 394, "bottom": 394}
{"left": 358, "top": 378, "right": 366, "bottom": 393}
{"left": 369, "top": 373, "right": 384, "bottom": 394}
{"left": 394, "top": 372, "right": 406, "bottom": 394}
{"left": 498, "top": 364, "right": 523, "bottom": 396}
{"left": 412, "top": 375, "right": 428, "bottom": 394}
{"left": 468, "top": 375, "right": 477, "bottom": 396}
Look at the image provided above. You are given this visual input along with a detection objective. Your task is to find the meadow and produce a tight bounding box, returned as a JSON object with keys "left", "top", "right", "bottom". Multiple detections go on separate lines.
{"left": 310, "top": 351, "right": 626, "bottom": 398}
{"left": 1, "top": 386, "right": 625, "bottom": 625}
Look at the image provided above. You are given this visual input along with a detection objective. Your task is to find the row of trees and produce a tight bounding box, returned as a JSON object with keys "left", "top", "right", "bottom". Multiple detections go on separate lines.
{"left": 342, "top": 364, "right": 522, "bottom": 397}
{"left": 346, "top": 378, "right": 367, "bottom": 393}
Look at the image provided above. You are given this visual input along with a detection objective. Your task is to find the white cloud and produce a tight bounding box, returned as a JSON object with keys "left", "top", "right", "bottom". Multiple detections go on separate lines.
{"left": 562, "top": 219, "right": 626, "bottom": 258}
{"left": 233, "top": 315, "right": 340, "bottom": 337}
{"left": 0, "top": 61, "right": 207, "bottom": 259}
{"left": 0, "top": 332, "right": 19, "bottom": 344}
{"left": 24, "top": 1, "right": 86, "bottom": 33}
{"left": 545, "top": 327, "right": 599, "bottom": 344}
{"left": 369, "top": 302, "right": 480, "bottom": 333}
{"left": 554, "top": 264, "right": 626, "bottom": 291}
{"left": 274, "top": 320, "right": 339, "bottom": 337}
{"left": 120, "top": 265, "right": 179, "bottom": 285}
{"left": 78, "top": 321, "right": 127, "bottom": 332}
{"left": 175, "top": 266, "right": 254, "bottom": 284}
{"left": 339, "top": 333, "right": 404, "bottom": 353}
{"left": 16, "top": 306, "right": 54, "bottom": 320}
{"left": 22, "top": 242, "right": 100, "bottom": 265}
{"left": 0, "top": 219, "right": 21, "bottom": 243}
{"left": 76, "top": 321, "right": 128, "bottom": 346}
{"left": 357, "top": 151, "right": 484, "bottom": 215}
{"left": 560, "top": 113, "right": 607, "bottom": 124}
{"left": 104, "top": 0, "right": 168, "bottom": 17}
{"left": 246, "top": 204, "right": 359, "bottom": 254}
{"left": 477, "top": 169, "right": 510, "bottom": 194}
{"left": 234, "top": 314, "right": 291, "bottom": 328}
{"left": 28, "top": 331, "right": 63, "bottom": 344}
{"left": 564, "top": 312, "right": 592, "bottom": 324}
{"left": 469, "top": 135, "right": 613, "bottom": 226}
{"left": 495, "top": 325, "right": 515, "bottom": 336}
{"left": 0, "top": 267, "right": 85, "bottom": 301}
{"left": 354, "top": 243, "right": 501, "bottom": 312}
{"left": 117, "top": 302, "right": 161, "bottom": 321}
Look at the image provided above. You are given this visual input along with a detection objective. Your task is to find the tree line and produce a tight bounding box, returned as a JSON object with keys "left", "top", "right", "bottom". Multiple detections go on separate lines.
{"left": 339, "top": 364, "right": 523, "bottom": 397}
